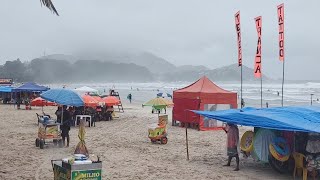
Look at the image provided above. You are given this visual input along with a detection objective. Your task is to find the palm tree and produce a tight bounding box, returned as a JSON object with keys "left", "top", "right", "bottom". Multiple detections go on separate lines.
{"left": 40, "top": 0, "right": 59, "bottom": 16}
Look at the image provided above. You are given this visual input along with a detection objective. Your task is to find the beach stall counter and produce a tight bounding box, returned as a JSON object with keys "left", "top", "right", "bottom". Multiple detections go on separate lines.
{"left": 195, "top": 106, "right": 320, "bottom": 177}
{"left": 52, "top": 159, "right": 102, "bottom": 180}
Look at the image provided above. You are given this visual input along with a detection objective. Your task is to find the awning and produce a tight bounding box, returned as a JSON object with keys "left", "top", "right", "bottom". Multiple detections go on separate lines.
{"left": 194, "top": 106, "right": 320, "bottom": 133}
{"left": 13, "top": 82, "right": 49, "bottom": 92}
{"left": 0, "top": 86, "right": 13, "bottom": 92}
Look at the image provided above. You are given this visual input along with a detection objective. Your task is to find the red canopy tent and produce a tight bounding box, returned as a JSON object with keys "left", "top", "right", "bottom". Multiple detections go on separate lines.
{"left": 173, "top": 76, "right": 238, "bottom": 131}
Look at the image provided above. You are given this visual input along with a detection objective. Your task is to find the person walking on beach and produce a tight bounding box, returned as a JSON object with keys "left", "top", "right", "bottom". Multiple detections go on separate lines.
{"left": 223, "top": 123, "right": 240, "bottom": 171}
{"left": 127, "top": 93, "right": 132, "bottom": 103}
{"left": 61, "top": 105, "right": 71, "bottom": 147}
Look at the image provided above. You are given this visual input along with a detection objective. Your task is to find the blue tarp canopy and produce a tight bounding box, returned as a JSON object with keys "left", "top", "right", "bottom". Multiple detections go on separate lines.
{"left": 13, "top": 82, "right": 49, "bottom": 92}
{"left": 41, "top": 89, "right": 84, "bottom": 107}
{"left": 0, "top": 86, "right": 13, "bottom": 92}
{"left": 194, "top": 106, "right": 320, "bottom": 133}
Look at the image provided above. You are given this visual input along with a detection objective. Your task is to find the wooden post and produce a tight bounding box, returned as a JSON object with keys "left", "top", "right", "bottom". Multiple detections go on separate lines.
{"left": 186, "top": 125, "right": 189, "bottom": 161}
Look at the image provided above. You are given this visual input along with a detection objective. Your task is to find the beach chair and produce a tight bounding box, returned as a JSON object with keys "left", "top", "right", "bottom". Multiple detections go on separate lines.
{"left": 292, "top": 152, "right": 315, "bottom": 180}
{"left": 112, "top": 111, "right": 119, "bottom": 119}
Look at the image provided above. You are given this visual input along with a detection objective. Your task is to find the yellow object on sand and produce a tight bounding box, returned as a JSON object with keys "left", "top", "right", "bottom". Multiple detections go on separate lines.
{"left": 240, "top": 131, "right": 254, "bottom": 153}
{"left": 112, "top": 111, "right": 119, "bottom": 118}
{"left": 74, "top": 119, "right": 89, "bottom": 156}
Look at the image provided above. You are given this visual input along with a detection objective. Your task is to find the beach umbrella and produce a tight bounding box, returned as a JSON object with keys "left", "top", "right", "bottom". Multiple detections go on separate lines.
{"left": 40, "top": 89, "right": 84, "bottom": 107}
{"left": 102, "top": 96, "right": 120, "bottom": 106}
{"left": 74, "top": 86, "right": 98, "bottom": 94}
{"left": 31, "top": 97, "right": 56, "bottom": 107}
{"left": 82, "top": 95, "right": 101, "bottom": 107}
{"left": 143, "top": 97, "right": 174, "bottom": 107}
{"left": 92, "top": 96, "right": 103, "bottom": 102}
{"left": 41, "top": 89, "right": 84, "bottom": 123}
{"left": 143, "top": 97, "right": 173, "bottom": 115}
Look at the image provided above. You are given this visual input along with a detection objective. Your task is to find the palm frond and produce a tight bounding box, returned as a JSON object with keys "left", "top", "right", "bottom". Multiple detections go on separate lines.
{"left": 40, "top": 0, "right": 59, "bottom": 16}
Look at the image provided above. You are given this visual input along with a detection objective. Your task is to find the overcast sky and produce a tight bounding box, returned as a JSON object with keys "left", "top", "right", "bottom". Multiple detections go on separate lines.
{"left": 0, "top": 0, "right": 319, "bottom": 80}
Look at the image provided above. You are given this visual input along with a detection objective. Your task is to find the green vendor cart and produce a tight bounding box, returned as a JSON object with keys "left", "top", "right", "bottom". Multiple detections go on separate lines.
{"left": 52, "top": 160, "right": 102, "bottom": 180}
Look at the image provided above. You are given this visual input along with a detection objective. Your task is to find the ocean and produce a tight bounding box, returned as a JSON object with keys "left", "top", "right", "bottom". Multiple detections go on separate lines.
{"left": 47, "top": 81, "right": 320, "bottom": 108}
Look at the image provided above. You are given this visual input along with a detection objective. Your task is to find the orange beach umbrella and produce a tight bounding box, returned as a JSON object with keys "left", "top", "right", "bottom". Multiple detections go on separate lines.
{"left": 102, "top": 96, "right": 120, "bottom": 106}
{"left": 31, "top": 97, "right": 56, "bottom": 106}
{"left": 82, "top": 95, "right": 101, "bottom": 107}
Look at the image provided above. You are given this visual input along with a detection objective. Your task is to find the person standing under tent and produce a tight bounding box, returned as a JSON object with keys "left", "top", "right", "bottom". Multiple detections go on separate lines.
{"left": 55, "top": 106, "right": 62, "bottom": 123}
{"left": 60, "top": 105, "right": 71, "bottom": 147}
{"left": 223, "top": 123, "right": 240, "bottom": 171}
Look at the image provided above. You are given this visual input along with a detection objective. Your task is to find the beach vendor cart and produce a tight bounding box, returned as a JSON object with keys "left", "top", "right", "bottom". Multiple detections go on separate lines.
{"left": 52, "top": 158, "right": 102, "bottom": 180}
{"left": 148, "top": 115, "right": 168, "bottom": 144}
{"left": 36, "top": 116, "right": 63, "bottom": 149}
{"left": 52, "top": 117, "right": 102, "bottom": 180}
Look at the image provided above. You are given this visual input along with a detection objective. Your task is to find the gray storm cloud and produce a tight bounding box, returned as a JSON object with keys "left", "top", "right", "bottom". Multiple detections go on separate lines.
{"left": 0, "top": 0, "right": 319, "bottom": 80}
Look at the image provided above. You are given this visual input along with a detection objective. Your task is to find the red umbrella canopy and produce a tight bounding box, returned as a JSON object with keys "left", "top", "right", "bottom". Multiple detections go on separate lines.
{"left": 92, "top": 96, "right": 103, "bottom": 102}
{"left": 82, "top": 95, "right": 101, "bottom": 107}
{"left": 31, "top": 97, "right": 56, "bottom": 106}
{"left": 102, "top": 96, "right": 120, "bottom": 106}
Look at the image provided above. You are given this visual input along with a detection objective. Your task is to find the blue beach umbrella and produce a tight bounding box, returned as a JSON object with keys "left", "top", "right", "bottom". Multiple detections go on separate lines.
{"left": 40, "top": 89, "right": 84, "bottom": 107}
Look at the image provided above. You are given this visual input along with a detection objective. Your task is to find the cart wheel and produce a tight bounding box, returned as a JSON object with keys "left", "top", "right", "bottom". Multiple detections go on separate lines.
{"left": 53, "top": 139, "right": 58, "bottom": 146}
{"left": 160, "top": 137, "right": 168, "bottom": 144}
{"left": 58, "top": 139, "right": 63, "bottom": 148}
{"left": 39, "top": 140, "right": 44, "bottom": 149}
{"left": 151, "top": 139, "right": 157, "bottom": 143}
{"left": 35, "top": 138, "right": 40, "bottom": 147}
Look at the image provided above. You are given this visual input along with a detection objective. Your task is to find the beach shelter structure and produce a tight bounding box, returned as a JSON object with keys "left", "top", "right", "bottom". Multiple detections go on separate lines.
{"left": 0, "top": 86, "right": 14, "bottom": 104}
{"left": 194, "top": 106, "right": 320, "bottom": 133}
{"left": 0, "top": 86, "right": 13, "bottom": 93}
{"left": 12, "top": 82, "right": 49, "bottom": 92}
{"left": 173, "top": 76, "right": 237, "bottom": 131}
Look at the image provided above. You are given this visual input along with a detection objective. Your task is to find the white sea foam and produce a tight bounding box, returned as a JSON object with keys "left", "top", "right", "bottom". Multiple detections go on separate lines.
{"left": 45, "top": 82, "right": 320, "bottom": 106}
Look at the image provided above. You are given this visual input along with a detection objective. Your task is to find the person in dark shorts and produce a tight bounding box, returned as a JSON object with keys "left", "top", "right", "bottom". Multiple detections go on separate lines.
{"left": 60, "top": 105, "right": 71, "bottom": 147}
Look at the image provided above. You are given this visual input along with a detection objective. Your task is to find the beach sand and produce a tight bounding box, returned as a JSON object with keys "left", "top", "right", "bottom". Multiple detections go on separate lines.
{"left": 0, "top": 103, "right": 291, "bottom": 180}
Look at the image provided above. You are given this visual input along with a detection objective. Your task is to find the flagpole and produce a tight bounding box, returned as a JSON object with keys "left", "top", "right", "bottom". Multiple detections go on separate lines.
{"left": 261, "top": 76, "right": 263, "bottom": 108}
{"left": 241, "top": 66, "right": 243, "bottom": 108}
{"left": 281, "top": 61, "right": 285, "bottom": 106}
